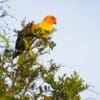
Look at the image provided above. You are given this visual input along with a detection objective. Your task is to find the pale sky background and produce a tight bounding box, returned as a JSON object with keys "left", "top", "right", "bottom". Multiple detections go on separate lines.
{"left": 7, "top": 0, "right": 100, "bottom": 99}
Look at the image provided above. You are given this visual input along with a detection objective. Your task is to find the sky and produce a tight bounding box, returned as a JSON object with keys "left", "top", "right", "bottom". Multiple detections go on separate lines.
{"left": 7, "top": 0, "right": 100, "bottom": 99}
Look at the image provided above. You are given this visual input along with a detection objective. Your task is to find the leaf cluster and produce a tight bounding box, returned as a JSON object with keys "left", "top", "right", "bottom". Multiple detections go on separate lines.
{"left": 0, "top": 35, "right": 88, "bottom": 100}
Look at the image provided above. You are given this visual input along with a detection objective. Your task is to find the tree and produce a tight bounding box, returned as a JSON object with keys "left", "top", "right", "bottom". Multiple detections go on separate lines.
{"left": 0, "top": 1, "right": 88, "bottom": 100}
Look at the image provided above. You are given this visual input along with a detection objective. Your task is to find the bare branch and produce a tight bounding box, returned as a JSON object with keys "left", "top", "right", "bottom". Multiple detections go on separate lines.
{"left": 0, "top": 0, "right": 8, "bottom": 3}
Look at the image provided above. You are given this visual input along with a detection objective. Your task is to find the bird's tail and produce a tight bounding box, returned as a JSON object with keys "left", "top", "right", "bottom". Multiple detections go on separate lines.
{"left": 13, "top": 51, "right": 22, "bottom": 59}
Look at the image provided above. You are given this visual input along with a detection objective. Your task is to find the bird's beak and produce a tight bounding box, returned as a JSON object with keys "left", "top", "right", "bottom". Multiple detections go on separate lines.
{"left": 54, "top": 21, "right": 57, "bottom": 24}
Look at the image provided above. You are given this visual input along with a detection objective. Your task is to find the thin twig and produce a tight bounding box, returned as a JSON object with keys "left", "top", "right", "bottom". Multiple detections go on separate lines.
{"left": 0, "top": 0, "right": 8, "bottom": 3}
{"left": 88, "top": 88, "right": 99, "bottom": 95}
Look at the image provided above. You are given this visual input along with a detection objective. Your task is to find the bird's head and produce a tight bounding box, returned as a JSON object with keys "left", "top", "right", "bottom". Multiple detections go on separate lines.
{"left": 43, "top": 15, "right": 57, "bottom": 25}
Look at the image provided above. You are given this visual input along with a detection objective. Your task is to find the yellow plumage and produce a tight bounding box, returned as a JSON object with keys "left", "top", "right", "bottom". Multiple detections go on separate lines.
{"left": 33, "top": 15, "right": 56, "bottom": 39}
{"left": 36, "top": 22, "right": 53, "bottom": 32}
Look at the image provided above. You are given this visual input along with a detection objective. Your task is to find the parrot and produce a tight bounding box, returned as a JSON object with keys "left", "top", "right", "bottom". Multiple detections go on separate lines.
{"left": 19, "top": 15, "right": 57, "bottom": 39}
{"left": 13, "top": 15, "right": 57, "bottom": 58}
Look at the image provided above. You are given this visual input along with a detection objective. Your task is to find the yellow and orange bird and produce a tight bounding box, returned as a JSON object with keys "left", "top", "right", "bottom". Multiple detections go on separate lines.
{"left": 13, "top": 16, "right": 56, "bottom": 58}
{"left": 20, "top": 15, "right": 57, "bottom": 39}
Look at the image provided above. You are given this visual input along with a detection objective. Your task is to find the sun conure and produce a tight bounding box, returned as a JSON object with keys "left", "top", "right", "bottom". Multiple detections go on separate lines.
{"left": 13, "top": 15, "right": 57, "bottom": 58}
{"left": 19, "top": 15, "right": 57, "bottom": 39}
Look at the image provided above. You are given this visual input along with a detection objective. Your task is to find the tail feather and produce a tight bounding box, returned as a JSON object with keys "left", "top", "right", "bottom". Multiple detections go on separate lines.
{"left": 13, "top": 51, "right": 22, "bottom": 59}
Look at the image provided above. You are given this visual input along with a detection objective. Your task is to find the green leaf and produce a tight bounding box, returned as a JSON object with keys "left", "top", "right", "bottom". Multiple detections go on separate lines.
{"left": 17, "top": 52, "right": 25, "bottom": 65}
{"left": 0, "top": 34, "right": 10, "bottom": 48}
